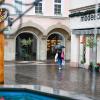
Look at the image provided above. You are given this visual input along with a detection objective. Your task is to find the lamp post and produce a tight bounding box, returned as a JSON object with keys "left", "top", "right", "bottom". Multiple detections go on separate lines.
{"left": 0, "top": 0, "right": 41, "bottom": 84}
{"left": 4, "top": 16, "right": 13, "bottom": 38}
{"left": 92, "top": 0, "right": 98, "bottom": 71}
{"left": 0, "top": 8, "right": 12, "bottom": 84}
{"left": 0, "top": 8, "right": 5, "bottom": 84}
{"left": 0, "top": 23, "right": 4, "bottom": 84}
{"left": 91, "top": 0, "right": 98, "bottom": 94}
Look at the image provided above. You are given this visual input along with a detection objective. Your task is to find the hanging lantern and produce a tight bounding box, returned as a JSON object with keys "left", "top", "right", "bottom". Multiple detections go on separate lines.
{"left": 0, "top": 8, "right": 8, "bottom": 23}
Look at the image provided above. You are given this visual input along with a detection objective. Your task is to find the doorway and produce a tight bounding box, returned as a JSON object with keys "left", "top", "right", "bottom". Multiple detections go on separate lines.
{"left": 47, "top": 33, "right": 64, "bottom": 59}
{"left": 16, "top": 32, "right": 37, "bottom": 61}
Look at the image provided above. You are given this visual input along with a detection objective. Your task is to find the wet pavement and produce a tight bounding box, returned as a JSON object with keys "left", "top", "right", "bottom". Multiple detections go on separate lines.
{"left": 4, "top": 61, "right": 100, "bottom": 100}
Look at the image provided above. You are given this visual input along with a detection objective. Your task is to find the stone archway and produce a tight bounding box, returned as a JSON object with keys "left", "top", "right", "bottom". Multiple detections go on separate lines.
{"left": 16, "top": 32, "right": 37, "bottom": 61}
{"left": 47, "top": 32, "right": 65, "bottom": 59}
{"left": 46, "top": 26, "right": 71, "bottom": 61}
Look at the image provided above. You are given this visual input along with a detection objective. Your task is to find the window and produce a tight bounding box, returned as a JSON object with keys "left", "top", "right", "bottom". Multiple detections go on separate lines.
{"left": 54, "top": 0, "right": 61, "bottom": 15}
{"left": 54, "top": 0, "right": 61, "bottom": 3}
{"left": 15, "top": 0, "right": 22, "bottom": 14}
{"left": 35, "top": 0, "right": 42, "bottom": 14}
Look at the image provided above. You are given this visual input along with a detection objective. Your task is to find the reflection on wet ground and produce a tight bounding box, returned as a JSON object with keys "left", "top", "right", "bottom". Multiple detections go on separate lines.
{"left": 5, "top": 62, "right": 100, "bottom": 100}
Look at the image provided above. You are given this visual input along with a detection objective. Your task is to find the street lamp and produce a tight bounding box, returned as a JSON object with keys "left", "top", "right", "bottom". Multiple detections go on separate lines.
{"left": 8, "top": 16, "right": 13, "bottom": 27}
{"left": 3, "top": 0, "right": 41, "bottom": 37}
{"left": 3, "top": 16, "right": 13, "bottom": 38}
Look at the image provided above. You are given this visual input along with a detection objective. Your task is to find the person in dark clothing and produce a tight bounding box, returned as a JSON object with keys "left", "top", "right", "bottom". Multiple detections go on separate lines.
{"left": 57, "top": 49, "right": 62, "bottom": 69}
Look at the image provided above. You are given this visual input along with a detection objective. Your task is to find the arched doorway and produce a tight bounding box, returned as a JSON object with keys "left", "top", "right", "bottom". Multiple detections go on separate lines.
{"left": 16, "top": 32, "right": 37, "bottom": 61}
{"left": 47, "top": 33, "right": 65, "bottom": 59}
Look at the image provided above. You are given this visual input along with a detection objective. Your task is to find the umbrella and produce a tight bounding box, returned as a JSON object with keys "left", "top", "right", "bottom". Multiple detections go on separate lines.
{"left": 54, "top": 44, "right": 65, "bottom": 49}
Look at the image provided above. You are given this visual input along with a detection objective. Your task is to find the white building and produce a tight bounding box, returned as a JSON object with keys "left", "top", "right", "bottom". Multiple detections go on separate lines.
{"left": 69, "top": 0, "right": 100, "bottom": 68}
{"left": 2, "top": 0, "right": 71, "bottom": 61}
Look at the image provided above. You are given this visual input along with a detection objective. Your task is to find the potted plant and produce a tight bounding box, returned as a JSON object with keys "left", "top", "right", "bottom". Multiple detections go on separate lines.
{"left": 96, "top": 63, "right": 100, "bottom": 72}
{"left": 88, "top": 62, "right": 93, "bottom": 72}
{"left": 88, "top": 62, "right": 100, "bottom": 72}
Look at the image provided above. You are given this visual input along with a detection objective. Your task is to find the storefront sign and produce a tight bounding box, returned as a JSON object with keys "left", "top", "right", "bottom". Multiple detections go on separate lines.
{"left": 81, "top": 13, "right": 100, "bottom": 22}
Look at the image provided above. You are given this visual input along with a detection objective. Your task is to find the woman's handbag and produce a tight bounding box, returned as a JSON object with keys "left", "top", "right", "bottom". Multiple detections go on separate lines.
{"left": 61, "top": 51, "right": 64, "bottom": 59}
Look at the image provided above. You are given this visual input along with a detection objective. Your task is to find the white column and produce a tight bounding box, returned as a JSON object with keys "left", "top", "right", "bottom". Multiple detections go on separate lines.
{"left": 39, "top": 36, "right": 47, "bottom": 61}
{"left": 65, "top": 40, "right": 71, "bottom": 60}
{"left": 85, "top": 47, "right": 90, "bottom": 66}
{"left": 97, "top": 37, "right": 100, "bottom": 63}
{"left": 79, "top": 35, "right": 85, "bottom": 64}
{"left": 70, "top": 33, "right": 80, "bottom": 67}
{"left": 4, "top": 38, "right": 15, "bottom": 61}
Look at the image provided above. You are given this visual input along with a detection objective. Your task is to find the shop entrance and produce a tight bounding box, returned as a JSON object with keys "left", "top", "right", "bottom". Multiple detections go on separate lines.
{"left": 47, "top": 33, "right": 64, "bottom": 59}
{"left": 16, "top": 32, "right": 37, "bottom": 61}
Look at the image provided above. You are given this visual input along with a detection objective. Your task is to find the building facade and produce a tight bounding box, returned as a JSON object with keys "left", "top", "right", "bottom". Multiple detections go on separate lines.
{"left": 69, "top": 0, "right": 100, "bottom": 68}
{"left": 2, "top": 0, "right": 71, "bottom": 61}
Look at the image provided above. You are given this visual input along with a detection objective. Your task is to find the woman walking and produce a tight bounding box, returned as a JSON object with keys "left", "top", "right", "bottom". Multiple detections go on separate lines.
{"left": 55, "top": 49, "right": 62, "bottom": 70}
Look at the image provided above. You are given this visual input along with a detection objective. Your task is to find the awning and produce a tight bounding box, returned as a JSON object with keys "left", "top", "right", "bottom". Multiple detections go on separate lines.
{"left": 72, "top": 28, "right": 100, "bottom": 35}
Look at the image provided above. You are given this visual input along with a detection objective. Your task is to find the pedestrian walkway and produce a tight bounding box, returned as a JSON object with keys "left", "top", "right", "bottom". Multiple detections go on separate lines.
{"left": 4, "top": 62, "right": 100, "bottom": 100}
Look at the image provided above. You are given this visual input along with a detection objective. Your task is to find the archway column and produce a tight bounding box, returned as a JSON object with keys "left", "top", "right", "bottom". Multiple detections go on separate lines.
{"left": 4, "top": 38, "right": 15, "bottom": 61}
{"left": 65, "top": 39, "right": 71, "bottom": 61}
{"left": 70, "top": 33, "right": 80, "bottom": 67}
{"left": 39, "top": 36, "right": 47, "bottom": 61}
{"left": 37, "top": 38, "right": 40, "bottom": 60}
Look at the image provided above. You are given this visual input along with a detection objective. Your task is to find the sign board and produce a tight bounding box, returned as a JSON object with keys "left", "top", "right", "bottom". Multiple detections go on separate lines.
{"left": 80, "top": 12, "right": 100, "bottom": 22}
